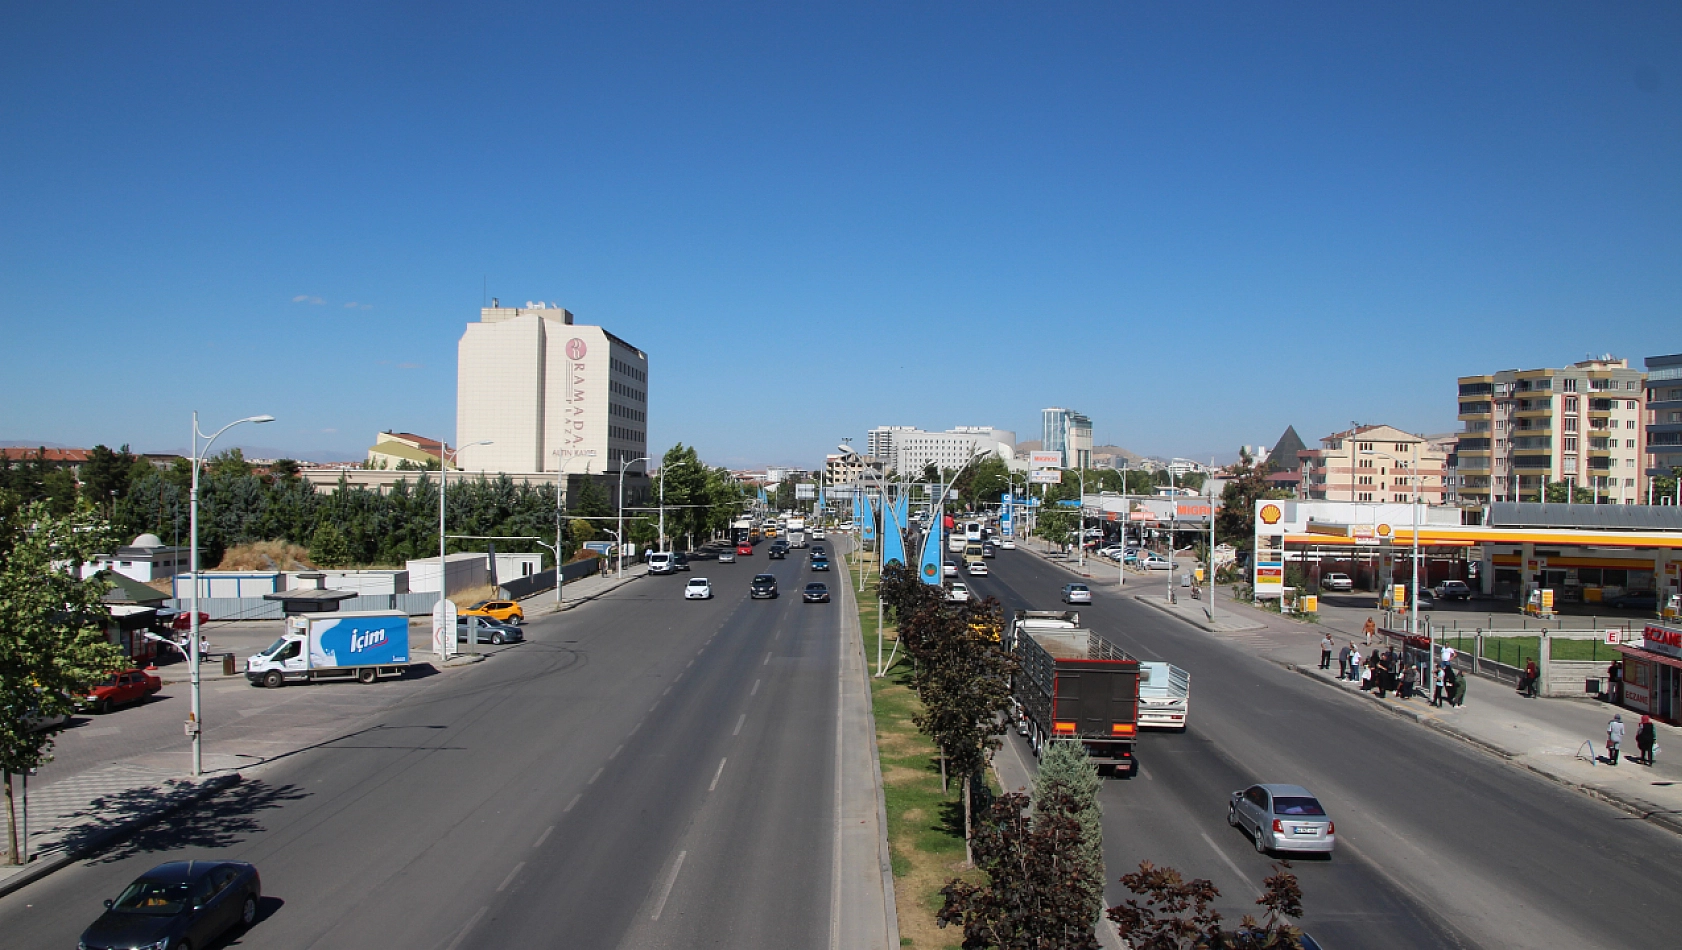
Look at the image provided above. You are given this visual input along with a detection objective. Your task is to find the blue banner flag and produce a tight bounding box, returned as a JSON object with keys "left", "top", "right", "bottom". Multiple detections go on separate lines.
{"left": 1001, "top": 492, "right": 1014, "bottom": 538}
{"left": 757, "top": 486, "right": 768, "bottom": 506}
{"left": 882, "top": 491, "right": 906, "bottom": 567}
{"left": 918, "top": 506, "right": 944, "bottom": 585}
{"left": 861, "top": 492, "right": 876, "bottom": 543}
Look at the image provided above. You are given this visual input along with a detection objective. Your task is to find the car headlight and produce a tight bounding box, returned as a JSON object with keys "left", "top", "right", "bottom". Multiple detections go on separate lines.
{"left": 137, "top": 939, "right": 173, "bottom": 950}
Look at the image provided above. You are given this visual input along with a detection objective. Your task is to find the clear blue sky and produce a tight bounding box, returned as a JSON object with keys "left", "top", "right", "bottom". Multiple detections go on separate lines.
{"left": 3, "top": 2, "right": 1678, "bottom": 468}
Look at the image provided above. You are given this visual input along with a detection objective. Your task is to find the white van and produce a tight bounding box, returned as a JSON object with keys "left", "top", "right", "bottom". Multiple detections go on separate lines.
{"left": 648, "top": 552, "right": 675, "bottom": 575}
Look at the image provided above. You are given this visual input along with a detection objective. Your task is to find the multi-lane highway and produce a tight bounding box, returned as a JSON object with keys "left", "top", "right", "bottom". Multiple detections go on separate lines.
{"left": 965, "top": 545, "right": 1681, "bottom": 950}
{"left": 0, "top": 544, "right": 862, "bottom": 950}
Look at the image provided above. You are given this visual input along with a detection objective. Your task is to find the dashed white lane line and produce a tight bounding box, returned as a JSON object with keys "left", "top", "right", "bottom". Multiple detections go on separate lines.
{"left": 610, "top": 743, "right": 624, "bottom": 760}
{"left": 650, "top": 851, "right": 687, "bottom": 920}
{"left": 564, "top": 793, "right": 581, "bottom": 813}
{"left": 764, "top": 651, "right": 772, "bottom": 665}
{"left": 733, "top": 713, "right": 746, "bottom": 736}
{"left": 497, "top": 862, "right": 525, "bottom": 892}
{"left": 751, "top": 678, "right": 761, "bottom": 696}
{"left": 534, "top": 825, "right": 554, "bottom": 847}
{"left": 443, "top": 906, "right": 487, "bottom": 950}
{"left": 709, "top": 758, "right": 728, "bottom": 792}
{"left": 588, "top": 767, "right": 604, "bottom": 785}
{"left": 1200, "top": 831, "right": 1263, "bottom": 898}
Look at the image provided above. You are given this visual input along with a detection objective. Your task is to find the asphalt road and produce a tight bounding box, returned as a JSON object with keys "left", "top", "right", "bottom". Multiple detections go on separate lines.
{"left": 0, "top": 543, "right": 846, "bottom": 950}
{"left": 967, "top": 548, "right": 1680, "bottom": 950}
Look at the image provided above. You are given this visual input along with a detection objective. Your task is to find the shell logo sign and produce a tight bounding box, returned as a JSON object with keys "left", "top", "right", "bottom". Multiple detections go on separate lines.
{"left": 1258, "top": 503, "right": 1283, "bottom": 525}
{"left": 1376, "top": 523, "right": 1393, "bottom": 539}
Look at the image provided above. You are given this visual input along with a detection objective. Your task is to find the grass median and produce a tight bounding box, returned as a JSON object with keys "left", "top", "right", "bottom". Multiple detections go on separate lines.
{"left": 850, "top": 551, "right": 981, "bottom": 949}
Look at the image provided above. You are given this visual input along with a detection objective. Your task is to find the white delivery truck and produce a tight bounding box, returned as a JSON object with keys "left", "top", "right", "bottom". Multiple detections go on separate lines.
{"left": 246, "top": 610, "right": 411, "bottom": 688}
{"left": 786, "top": 516, "right": 807, "bottom": 548}
{"left": 1137, "top": 661, "right": 1191, "bottom": 730}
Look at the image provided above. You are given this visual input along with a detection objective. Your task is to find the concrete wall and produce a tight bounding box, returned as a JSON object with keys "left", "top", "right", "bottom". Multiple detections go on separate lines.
{"left": 406, "top": 553, "right": 490, "bottom": 594}
{"left": 1545, "top": 660, "right": 1611, "bottom": 699}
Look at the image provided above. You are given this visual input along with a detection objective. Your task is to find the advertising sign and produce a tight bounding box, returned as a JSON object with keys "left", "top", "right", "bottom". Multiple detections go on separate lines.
{"left": 1254, "top": 561, "right": 1284, "bottom": 595}
{"left": 1029, "top": 451, "right": 1062, "bottom": 469}
{"left": 1643, "top": 624, "right": 1682, "bottom": 659}
{"left": 1029, "top": 469, "right": 1062, "bottom": 484}
{"left": 795, "top": 483, "right": 816, "bottom": 500}
{"left": 1000, "top": 494, "right": 1014, "bottom": 537}
{"left": 431, "top": 599, "right": 458, "bottom": 659}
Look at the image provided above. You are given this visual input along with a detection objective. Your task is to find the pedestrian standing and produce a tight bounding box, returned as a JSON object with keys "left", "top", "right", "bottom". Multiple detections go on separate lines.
{"left": 1373, "top": 651, "right": 1391, "bottom": 698}
{"left": 1432, "top": 664, "right": 1446, "bottom": 707}
{"left": 1400, "top": 662, "right": 1417, "bottom": 699}
{"left": 1607, "top": 661, "right": 1623, "bottom": 705}
{"left": 1338, "top": 643, "right": 1351, "bottom": 680}
{"left": 1321, "top": 633, "right": 1334, "bottom": 670}
{"left": 1607, "top": 714, "right": 1626, "bottom": 766}
{"left": 1363, "top": 616, "right": 1375, "bottom": 646}
{"left": 1519, "top": 659, "right": 1539, "bottom": 699}
{"left": 1349, "top": 647, "right": 1363, "bottom": 686}
{"left": 1635, "top": 715, "right": 1657, "bottom": 766}
{"left": 1452, "top": 666, "right": 1468, "bottom": 707}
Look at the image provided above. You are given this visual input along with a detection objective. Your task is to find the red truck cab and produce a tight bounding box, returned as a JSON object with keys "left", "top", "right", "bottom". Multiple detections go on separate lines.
{"left": 81, "top": 668, "right": 162, "bottom": 714}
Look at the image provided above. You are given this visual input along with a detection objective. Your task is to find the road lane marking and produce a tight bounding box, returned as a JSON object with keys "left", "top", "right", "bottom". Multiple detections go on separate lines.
{"left": 710, "top": 757, "right": 728, "bottom": 791}
{"left": 564, "top": 794, "right": 581, "bottom": 813}
{"left": 675, "top": 670, "right": 685, "bottom": 682}
{"left": 663, "top": 684, "right": 672, "bottom": 695}
{"left": 650, "top": 700, "right": 660, "bottom": 712}
{"left": 733, "top": 713, "right": 746, "bottom": 736}
{"left": 1199, "top": 831, "right": 1263, "bottom": 897}
{"left": 534, "top": 825, "right": 554, "bottom": 847}
{"left": 751, "top": 678, "right": 761, "bottom": 696}
{"left": 764, "top": 651, "right": 772, "bottom": 665}
{"left": 630, "top": 720, "right": 643, "bottom": 735}
{"left": 610, "top": 743, "right": 624, "bottom": 760}
{"left": 687, "top": 658, "right": 695, "bottom": 667}
{"left": 497, "top": 862, "right": 525, "bottom": 892}
{"left": 650, "top": 850, "right": 687, "bottom": 920}
{"left": 589, "top": 767, "right": 604, "bottom": 785}
{"left": 443, "top": 906, "right": 487, "bottom": 950}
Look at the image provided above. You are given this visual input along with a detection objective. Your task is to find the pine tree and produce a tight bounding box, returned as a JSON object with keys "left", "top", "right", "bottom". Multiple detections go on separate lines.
{"left": 1034, "top": 739, "right": 1105, "bottom": 922}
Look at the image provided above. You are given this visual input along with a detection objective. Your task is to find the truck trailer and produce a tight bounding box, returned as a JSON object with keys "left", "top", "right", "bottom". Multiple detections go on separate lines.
{"left": 1009, "top": 610, "right": 1141, "bottom": 775}
{"left": 1137, "top": 661, "right": 1191, "bottom": 730}
{"left": 786, "top": 516, "right": 807, "bottom": 549}
{"left": 246, "top": 610, "right": 411, "bottom": 688}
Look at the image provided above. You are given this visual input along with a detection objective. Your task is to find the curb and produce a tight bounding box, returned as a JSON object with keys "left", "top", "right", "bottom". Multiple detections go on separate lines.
{"left": 0, "top": 773, "right": 243, "bottom": 899}
{"left": 534, "top": 571, "right": 647, "bottom": 615}
{"left": 1132, "top": 593, "right": 1265, "bottom": 634}
{"left": 837, "top": 543, "right": 901, "bottom": 949}
{"left": 1274, "top": 660, "right": 1682, "bottom": 838}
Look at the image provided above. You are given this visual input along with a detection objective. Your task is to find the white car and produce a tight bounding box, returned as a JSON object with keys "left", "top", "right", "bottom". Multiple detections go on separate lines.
{"left": 718, "top": 549, "right": 736, "bottom": 563}
{"left": 1001, "top": 539, "right": 1016, "bottom": 550}
{"left": 1141, "top": 553, "right": 1172, "bottom": 571}
{"left": 1061, "top": 583, "right": 1092, "bottom": 604}
{"left": 946, "top": 582, "right": 971, "bottom": 603}
{"left": 943, "top": 560, "right": 959, "bottom": 577}
{"left": 1322, "top": 572, "right": 1353, "bottom": 592}
{"left": 812, "top": 528, "right": 826, "bottom": 539}
{"left": 967, "top": 560, "right": 988, "bottom": 576}
{"left": 684, "top": 578, "right": 714, "bottom": 600}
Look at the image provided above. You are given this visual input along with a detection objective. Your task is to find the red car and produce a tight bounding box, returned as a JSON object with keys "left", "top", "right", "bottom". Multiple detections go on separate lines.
{"left": 80, "top": 668, "right": 162, "bottom": 714}
{"left": 736, "top": 542, "right": 753, "bottom": 556}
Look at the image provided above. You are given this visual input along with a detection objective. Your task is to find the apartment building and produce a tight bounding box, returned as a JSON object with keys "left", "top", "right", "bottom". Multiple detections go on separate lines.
{"left": 1647, "top": 354, "right": 1682, "bottom": 494}
{"left": 1298, "top": 425, "right": 1449, "bottom": 505}
{"left": 865, "top": 425, "right": 1014, "bottom": 474}
{"left": 1042, "top": 408, "right": 1093, "bottom": 469}
{"left": 1456, "top": 357, "right": 1647, "bottom": 505}
{"left": 456, "top": 301, "right": 648, "bottom": 478}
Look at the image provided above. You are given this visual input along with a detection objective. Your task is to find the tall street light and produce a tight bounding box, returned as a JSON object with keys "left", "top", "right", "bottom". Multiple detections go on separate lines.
{"left": 839, "top": 443, "right": 891, "bottom": 675}
{"left": 441, "top": 440, "right": 493, "bottom": 653}
{"left": 550, "top": 453, "right": 593, "bottom": 609}
{"left": 618, "top": 456, "right": 651, "bottom": 577}
{"left": 189, "top": 411, "right": 274, "bottom": 776}
{"left": 1362, "top": 447, "right": 1423, "bottom": 651}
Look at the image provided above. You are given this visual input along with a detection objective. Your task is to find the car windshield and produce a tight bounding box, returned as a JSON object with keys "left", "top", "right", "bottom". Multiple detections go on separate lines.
{"left": 113, "top": 877, "right": 192, "bottom": 915}
{"left": 755, "top": 575, "right": 775, "bottom": 583}
{"left": 1273, "top": 797, "right": 1326, "bottom": 816}
{"left": 262, "top": 637, "right": 289, "bottom": 657}
{"left": 807, "top": 584, "right": 825, "bottom": 591}
{"left": 1070, "top": 585, "right": 1088, "bottom": 592}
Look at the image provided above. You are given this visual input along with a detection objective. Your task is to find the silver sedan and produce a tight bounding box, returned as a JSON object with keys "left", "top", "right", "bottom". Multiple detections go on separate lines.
{"left": 1228, "top": 783, "right": 1335, "bottom": 855}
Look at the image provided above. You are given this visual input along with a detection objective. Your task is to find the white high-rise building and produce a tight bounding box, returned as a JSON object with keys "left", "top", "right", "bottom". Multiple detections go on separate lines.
{"left": 457, "top": 302, "right": 649, "bottom": 477}
{"left": 1042, "top": 408, "right": 1093, "bottom": 469}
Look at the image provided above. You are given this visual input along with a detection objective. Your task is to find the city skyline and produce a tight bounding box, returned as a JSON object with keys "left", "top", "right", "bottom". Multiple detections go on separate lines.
{"left": 3, "top": 4, "right": 1679, "bottom": 469}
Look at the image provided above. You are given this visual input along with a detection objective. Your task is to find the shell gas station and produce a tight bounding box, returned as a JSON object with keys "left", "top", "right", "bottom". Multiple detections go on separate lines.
{"left": 1252, "top": 499, "right": 1682, "bottom": 722}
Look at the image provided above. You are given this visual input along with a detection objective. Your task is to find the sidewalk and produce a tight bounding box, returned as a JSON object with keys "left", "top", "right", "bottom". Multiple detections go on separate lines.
{"left": 530, "top": 561, "right": 648, "bottom": 614}
{"left": 1152, "top": 581, "right": 1682, "bottom": 835}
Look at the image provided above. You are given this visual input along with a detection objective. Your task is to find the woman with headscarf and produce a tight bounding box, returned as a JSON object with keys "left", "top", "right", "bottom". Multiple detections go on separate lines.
{"left": 1635, "top": 715, "right": 1657, "bottom": 766}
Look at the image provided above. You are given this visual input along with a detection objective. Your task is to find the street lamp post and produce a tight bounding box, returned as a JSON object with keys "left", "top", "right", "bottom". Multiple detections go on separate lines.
{"left": 189, "top": 411, "right": 274, "bottom": 777}
{"left": 618, "top": 456, "right": 651, "bottom": 577}
{"left": 440, "top": 440, "right": 493, "bottom": 654}
{"left": 551, "top": 454, "right": 593, "bottom": 609}
{"left": 838, "top": 444, "right": 890, "bottom": 675}
{"left": 1363, "top": 447, "right": 1423, "bottom": 649}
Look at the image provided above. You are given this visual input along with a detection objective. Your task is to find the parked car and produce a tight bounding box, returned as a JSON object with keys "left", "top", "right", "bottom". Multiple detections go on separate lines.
{"left": 685, "top": 578, "right": 714, "bottom": 600}
{"left": 23, "top": 691, "right": 72, "bottom": 732}
{"left": 1140, "top": 553, "right": 1172, "bottom": 571}
{"left": 803, "top": 582, "right": 831, "bottom": 603}
{"left": 1605, "top": 590, "right": 1658, "bottom": 610}
{"left": 1228, "top": 784, "right": 1335, "bottom": 855}
{"left": 750, "top": 574, "right": 779, "bottom": 599}
{"left": 735, "top": 541, "right": 753, "bottom": 556}
{"left": 80, "top": 860, "right": 262, "bottom": 950}
{"left": 1062, "top": 583, "right": 1092, "bottom": 605}
{"left": 1433, "top": 580, "right": 1471, "bottom": 601}
{"left": 718, "top": 549, "right": 736, "bottom": 563}
{"left": 1321, "top": 573, "right": 1354, "bottom": 592}
{"left": 946, "top": 582, "right": 971, "bottom": 603}
{"left": 79, "top": 668, "right": 162, "bottom": 715}
{"left": 456, "top": 618, "right": 525, "bottom": 645}
{"left": 462, "top": 599, "right": 524, "bottom": 624}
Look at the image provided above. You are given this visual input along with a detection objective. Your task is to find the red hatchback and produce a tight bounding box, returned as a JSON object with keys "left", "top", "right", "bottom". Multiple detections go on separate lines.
{"left": 736, "top": 542, "right": 753, "bottom": 556}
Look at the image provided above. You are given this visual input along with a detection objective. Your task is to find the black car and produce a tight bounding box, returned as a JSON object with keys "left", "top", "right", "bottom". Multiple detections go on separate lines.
{"left": 768, "top": 545, "right": 788, "bottom": 560}
{"left": 803, "top": 583, "right": 830, "bottom": 603}
{"left": 1606, "top": 590, "right": 1658, "bottom": 611}
{"left": 456, "top": 618, "right": 525, "bottom": 645}
{"left": 750, "top": 574, "right": 779, "bottom": 599}
{"left": 811, "top": 546, "right": 827, "bottom": 558}
{"left": 81, "top": 860, "right": 261, "bottom": 950}
{"left": 810, "top": 557, "right": 830, "bottom": 572}
{"left": 672, "top": 552, "right": 691, "bottom": 572}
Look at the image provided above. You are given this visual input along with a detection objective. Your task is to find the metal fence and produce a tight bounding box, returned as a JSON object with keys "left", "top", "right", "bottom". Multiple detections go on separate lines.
{"left": 497, "top": 558, "right": 603, "bottom": 600}
{"left": 166, "top": 591, "right": 441, "bottom": 621}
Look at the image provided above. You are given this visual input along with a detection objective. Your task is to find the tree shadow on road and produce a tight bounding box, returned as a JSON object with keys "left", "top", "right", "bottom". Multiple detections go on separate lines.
{"left": 69, "top": 779, "right": 310, "bottom": 864}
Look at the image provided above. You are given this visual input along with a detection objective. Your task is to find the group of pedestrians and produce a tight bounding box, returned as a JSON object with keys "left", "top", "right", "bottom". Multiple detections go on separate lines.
{"left": 1606, "top": 713, "right": 1660, "bottom": 766}
{"left": 1327, "top": 628, "right": 1463, "bottom": 706}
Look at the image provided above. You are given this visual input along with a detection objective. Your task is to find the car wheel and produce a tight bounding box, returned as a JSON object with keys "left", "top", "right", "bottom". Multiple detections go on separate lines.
{"left": 1227, "top": 806, "right": 1239, "bottom": 827}
{"left": 96, "top": 699, "right": 112, "bottom": 715}
{"left": 263, "top": 671, "right": 285, "bottom": 689}
{"left": 490, "top": 634, "right": 505, "bottom": 645}
{"left": 358, "top": 667, "right": 378, "bottom": 684}
{"left": 241, "top": 893, "right": 258, "bottom": 926}
{"left": 1254, "top": 829, "right": 1269, "bottom": 854}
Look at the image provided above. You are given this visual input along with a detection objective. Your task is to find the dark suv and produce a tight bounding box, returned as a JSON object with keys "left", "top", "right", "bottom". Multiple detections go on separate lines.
{"left": 750, "top": 574, "right": 779, "bottom": 599}
{"left": 768, "top": 544, "right": 788, "bottom": 560}
{"left": 671, "top": 552, "right": 691, "bottom": 572}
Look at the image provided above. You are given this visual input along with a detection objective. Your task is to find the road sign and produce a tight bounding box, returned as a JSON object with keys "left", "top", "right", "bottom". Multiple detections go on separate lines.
{"left": 795, "top": 483, "right": 815, "bottom": 500}
{"left": 1057, "top": 499, "right": 1081, "bottom": 508}
{"left": 1029, "top": 469, "right": 1061, "bottom": 484}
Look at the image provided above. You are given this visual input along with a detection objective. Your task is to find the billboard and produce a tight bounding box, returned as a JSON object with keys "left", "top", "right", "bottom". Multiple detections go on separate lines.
{"left": 795, "top": 483, "right": 816, "bottom": 500}
{"left": 1029, "top": 451, "right": 1062, "bottom": 469}
{"left": 1029, "top": 469, "right": 1062, "bottom": 484}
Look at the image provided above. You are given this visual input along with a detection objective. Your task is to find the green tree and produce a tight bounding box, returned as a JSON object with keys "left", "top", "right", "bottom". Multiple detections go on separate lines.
{"left": 1544, "top": 479, "right": 1595, "bottom": 504}
{"left": 208, "top": 448, "right": 253, "bottom": 479}
{"left": 1, "top": 503, "right": 125, "bottom": 863}
{"left": 308, "top": 522, "right": 352, "bottom": 568}
{"left": 1215, "top": 453, "right": 1291, "bottom": 551}
{"left": 1034, "top": 740, "right": 1105, "bottom": 922}
{"left": 938, "top": 789, "right": 1103, "bottom": 950}
{"left": 81, "top": 444, "right": 139, "bottom": 512}
{"left": 956, "top": 457, "right": 1011, "bottom": 510}
{"left": 1109, "top": 861, "right": 1307, "bottom": 950}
